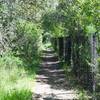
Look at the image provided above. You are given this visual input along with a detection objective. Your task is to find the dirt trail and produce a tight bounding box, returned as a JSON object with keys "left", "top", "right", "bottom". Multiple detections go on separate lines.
{"left": 33, "top": 49, "right": 78, "bottom": 100}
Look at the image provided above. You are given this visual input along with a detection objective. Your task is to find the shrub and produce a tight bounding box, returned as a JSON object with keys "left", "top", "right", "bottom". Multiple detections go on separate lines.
{"left": 0, "top": 53, "right": 36, "bottom": 100}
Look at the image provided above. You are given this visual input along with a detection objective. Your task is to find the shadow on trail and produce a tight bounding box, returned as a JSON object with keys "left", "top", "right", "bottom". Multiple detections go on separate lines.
{"left": 37, "top": 65, "right": 72, "bottom": 90}
{"left": 33, "top": 49, "right": 78, "bottom": 100}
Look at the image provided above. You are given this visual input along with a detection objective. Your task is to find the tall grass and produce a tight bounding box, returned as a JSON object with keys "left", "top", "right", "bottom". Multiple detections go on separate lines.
{"left": 0, "top": 89, "right": 32, "bottom": 100}
{"left": 0, "top": 52, "right": 38, "bottom": 100}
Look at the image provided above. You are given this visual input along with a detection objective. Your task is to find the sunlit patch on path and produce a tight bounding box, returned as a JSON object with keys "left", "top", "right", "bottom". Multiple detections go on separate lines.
{"left": 33, "top": 49, "right": 78, "bottom": 100}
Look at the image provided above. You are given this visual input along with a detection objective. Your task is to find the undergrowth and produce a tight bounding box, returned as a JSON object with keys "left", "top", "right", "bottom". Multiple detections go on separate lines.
{"left": 63, "top": 63, "right": 92, "bottom": 100}
{"left": 0, "top": 52, "right": 39, "bottom": 100}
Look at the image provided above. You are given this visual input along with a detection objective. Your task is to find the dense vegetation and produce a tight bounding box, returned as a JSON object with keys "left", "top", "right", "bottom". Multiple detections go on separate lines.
{"left": 0, "top": 0, "right": 43, "bottom": 99}
{"left": 0, "top": 0, "right": 99, "bottom": 99}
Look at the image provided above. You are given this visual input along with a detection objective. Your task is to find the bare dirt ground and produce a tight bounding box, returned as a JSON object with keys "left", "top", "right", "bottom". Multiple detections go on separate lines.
{"left": 33, "top": 49, "right": 78, "bottom": 100}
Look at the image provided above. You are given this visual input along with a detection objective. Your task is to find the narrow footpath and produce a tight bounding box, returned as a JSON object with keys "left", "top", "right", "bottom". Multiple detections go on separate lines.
{"left": 33, "top": 49, "right": 78, "bottom": 100}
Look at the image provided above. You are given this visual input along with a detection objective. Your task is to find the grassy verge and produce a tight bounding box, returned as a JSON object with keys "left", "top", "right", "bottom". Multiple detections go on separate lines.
{"left": 0, "top": 52, "right": 39, "bottom": 100}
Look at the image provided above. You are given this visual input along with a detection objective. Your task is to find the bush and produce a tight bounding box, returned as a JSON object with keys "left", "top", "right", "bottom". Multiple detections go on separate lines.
{"left": 0, "top": 53, "right": 37, "bottom": 100}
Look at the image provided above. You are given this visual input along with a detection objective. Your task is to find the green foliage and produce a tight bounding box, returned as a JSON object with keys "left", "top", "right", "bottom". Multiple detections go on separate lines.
{"left": 53, "top": 23, "right": 65, "bottom": 37}
{"left": 42, "top": 11, "right": 67, "bottom": 37}
{"left": 0, "top": 0, "right": 99, "bottom": 99}
{"left": 78, "top": 90, "right": 91, "bottom": 100}
{"left": 16, "top": 19, "right": 42, "bottom": 38}
{"left": 0, "top": 1, "right": 43, "bottom": 99}
{"left": 42, "top": 0, "right": 99, "bottom": 37}
{"left": 0, "top": 53, "right": 37, "bottom": 100}
{"left": 0, "top": 89, "right": 32, "bottom": 100}
{"left": 12, "top": 20, "right": 42, "bottom": 67}
{"left": 97, "top": 57, "right": 100, "bottom": 74}
{"left": 85, "top": 24, "right": 97, "bottom": 35}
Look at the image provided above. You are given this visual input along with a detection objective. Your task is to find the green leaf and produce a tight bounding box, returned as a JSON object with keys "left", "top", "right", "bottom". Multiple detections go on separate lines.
{"left": 85, "top": 24, "right": 96, "bottom": 35}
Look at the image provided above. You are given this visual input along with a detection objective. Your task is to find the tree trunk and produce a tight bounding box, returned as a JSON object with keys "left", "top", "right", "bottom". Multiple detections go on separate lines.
{"left": 58, "top": 37, "right": 64, "bottom": 57}
{"left": 90, "top": 34, "right": 98, "bottom": 100}
{"left": 63, "top": 37, "right": 66, "bottom": 62}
